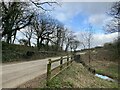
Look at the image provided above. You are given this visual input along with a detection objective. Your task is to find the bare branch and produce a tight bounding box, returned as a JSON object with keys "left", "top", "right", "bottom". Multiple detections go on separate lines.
{"left": 30, "top": 0, "right": 59, "bottom": 11}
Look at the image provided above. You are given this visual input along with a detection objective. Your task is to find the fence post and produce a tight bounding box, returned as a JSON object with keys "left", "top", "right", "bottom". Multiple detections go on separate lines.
{"left": 71, "top": 55, "right": 73, "bottom": 65}
{"left": 67, "top": 56, "right": 69, "bottom": 66}
{"left": 60, "top": 57, "right": 63, "bottom": 70}
{"left": 46, "top": 59, "right": 51, "bottom": 86}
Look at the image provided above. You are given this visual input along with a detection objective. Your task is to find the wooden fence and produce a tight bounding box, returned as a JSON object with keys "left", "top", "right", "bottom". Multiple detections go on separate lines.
{"left": 46, "top": 55, "right": 74, "bottom": 86}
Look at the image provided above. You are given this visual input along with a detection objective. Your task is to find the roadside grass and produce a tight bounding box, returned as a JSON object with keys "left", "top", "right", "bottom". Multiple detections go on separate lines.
{"left": 41, "top": 61, "right": 118, "bottom": 88}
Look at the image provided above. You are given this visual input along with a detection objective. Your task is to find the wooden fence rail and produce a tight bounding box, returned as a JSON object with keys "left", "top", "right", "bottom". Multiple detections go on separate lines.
{"left": 46, "top": 55, "right": 74, "bottom": 86}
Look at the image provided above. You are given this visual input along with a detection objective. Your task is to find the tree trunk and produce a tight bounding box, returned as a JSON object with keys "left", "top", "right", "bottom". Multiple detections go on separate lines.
{"left": 6, "top": 34, "right": 12, "bottom": 44}
{"left": 28, "top": 38, "right": 31, "bottom": 46}
{"left": 37, "top": 37, "right": 40, "bottom": 50}
{"left": 39, "top": 38, "right": 44, "bottom": 49}
{"left": 65, "top": 43, "right": 69, "bottom": 52}
{"left": 12, "top": 30, "right": 17, "bottom": 44}
{"left": 46, "top": 40, "right": 49, "bottom": 51}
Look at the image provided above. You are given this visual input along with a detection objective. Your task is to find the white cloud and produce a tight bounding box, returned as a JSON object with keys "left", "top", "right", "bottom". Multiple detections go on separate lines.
{"left": 88, "top": 14, "right": 106, "bottom": 25}
{"left": 76, "top": 32, "right": 118, "bottom": 49}
{"left": 88, "top": 14, "right": 112, "bottom": 26}
{"left": 55, "top": 13, "right": 67, "bottom": 22}
{"left": 52, "top": 2, "right": 113, "bottom": 26}
{"left": 92, "top": 32, "right": 118, "bottom": 47}
{"left": 52, "top": 2, "right": 82, "bottom": 22}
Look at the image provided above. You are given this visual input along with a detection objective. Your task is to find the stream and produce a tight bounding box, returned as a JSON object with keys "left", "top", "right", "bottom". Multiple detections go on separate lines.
{"left": 95, "top": 74, "right": 115, "bottom": 82}
{"left": 80, "top": 60, "right": 117, "bottom": 83}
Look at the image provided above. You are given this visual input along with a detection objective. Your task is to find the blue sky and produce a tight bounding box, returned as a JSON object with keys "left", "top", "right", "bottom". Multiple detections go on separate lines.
{"left": 64, "top": 12, "right": 105, "bottom": 33}
{"left": 51, "top": 2, "right": 112, "bottom": 33}
{"left": 49, "top": 2, "right": 118, "bottom": 48}
{"left": 66, "top": 13, "right": 89, "bottom": 31}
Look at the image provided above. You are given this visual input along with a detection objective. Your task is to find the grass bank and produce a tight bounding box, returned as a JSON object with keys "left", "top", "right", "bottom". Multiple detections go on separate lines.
{"left": 2, "top": 42, "right": 68, "bottom": 63}
{"left": 39, "top": 61, "right": 118, "bottom": 88}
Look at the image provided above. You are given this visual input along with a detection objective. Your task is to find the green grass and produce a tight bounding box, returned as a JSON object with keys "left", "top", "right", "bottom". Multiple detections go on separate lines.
{"left": 80, "top": 47, "right": 119, "bottom": 80}
{"left": 105, "top": 64, "right": 118, "bottom": 79}
{"left": 44, "top": 62, "right": 118, "bottom": 88}
{"left": 91, "top": 61, "right": 118, "bottom": 80}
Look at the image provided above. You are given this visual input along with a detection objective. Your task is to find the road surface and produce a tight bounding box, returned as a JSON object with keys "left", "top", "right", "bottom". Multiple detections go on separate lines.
{"left": 76, "top": 52, "right": 86, "bottom": 55}
{"left": 2, "top": 56, "right": 68, "bottom": 88}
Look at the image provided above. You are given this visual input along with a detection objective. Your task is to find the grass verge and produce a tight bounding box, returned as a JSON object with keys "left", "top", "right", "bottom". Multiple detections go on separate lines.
{"left": 41, "top": 61, "right": 118, "bottom": 88}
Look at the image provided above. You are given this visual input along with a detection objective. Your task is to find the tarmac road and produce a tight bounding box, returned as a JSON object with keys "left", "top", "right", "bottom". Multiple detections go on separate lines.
{"left": 2, "top": 56, "right": 68, "bottom": 88}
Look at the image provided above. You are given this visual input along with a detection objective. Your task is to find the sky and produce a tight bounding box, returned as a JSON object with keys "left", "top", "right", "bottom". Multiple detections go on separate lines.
{"left": 50, "top": 2, "right": 118, "bottom": 49}
{"left": 14, "top": 1, "right": 119, "bottom": 50}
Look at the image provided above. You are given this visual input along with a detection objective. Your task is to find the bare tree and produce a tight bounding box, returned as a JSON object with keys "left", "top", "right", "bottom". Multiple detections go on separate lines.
{"left": 106, "top": 1, "right": 120, "bottom": 33}
{"left": 80, "top": 42, "right": 86, "bottom": 49}
{"left": 60, "top": 29, "right": 66, "bottom": 50}
{"left": 105, "top": 1, "right": 120, "bottom": 58}
{"left": 80, "top": 31, "right": 88, "bottom": 49}
{"left": 87, "top": 25, "right": 93, "bottom": 65}
{"left": 32, "top": 14, "right": 44, "bottom": 50}
{"left": 30, "top": 0, "right": 59, "bottom": 11}
{"left": 55, "top": 22, "right": 64, "bottom": 51}
{"left": 64, "top": 30, "right": 76, "bottom": 52}
{"left": 1, "top": 0, "right": 59, "bottom": 44}
{"left": 32, "top": 13, "right": 58, "bottom": 50}
{"left": 1, "top": 2, "right": 34, "bottom": 44}
{"left": 69, "top": 40, "right": 80, "bottom": 52}
{"left": 19, "top": 39, "right": 29, "bottom": 46}
{"left": 43, "top": 18, "right": 60, "bottom": 50}
{"left": 80, "top": 25, "right": 94, "bottom": 65}
{"left": 20, "top": 26, "right": 33, "bottom": 46}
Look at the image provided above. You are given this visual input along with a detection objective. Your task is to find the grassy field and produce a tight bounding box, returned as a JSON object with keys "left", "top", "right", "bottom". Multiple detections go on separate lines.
{"left": 42, "top": 61, "right": 118, "bottom": 88}
{"left": 90, "top": 60, "right": 118, "bottom": 80}
{"left": 80, "top": 48, "right": 118, "bottom": 80}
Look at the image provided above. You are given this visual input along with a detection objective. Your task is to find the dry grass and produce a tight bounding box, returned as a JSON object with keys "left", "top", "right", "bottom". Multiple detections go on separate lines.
{"left": 80, "top": 49, "right": 118, "bottom": 80}
{"left": 47, "top": 61, "right": 118, "bottom": 88}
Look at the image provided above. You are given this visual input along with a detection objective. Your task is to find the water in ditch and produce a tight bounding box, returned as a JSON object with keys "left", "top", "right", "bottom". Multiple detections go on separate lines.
{"left": 95, "top": 74, "right": 115, "bottom": 82}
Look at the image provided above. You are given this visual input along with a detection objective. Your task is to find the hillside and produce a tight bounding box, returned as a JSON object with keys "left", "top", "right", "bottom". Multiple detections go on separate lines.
{"left": 2, "top": 42, "right": 68, "bottom": 63}
{"left": 80, "top": 43, "right": 119, "bottom": 80}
